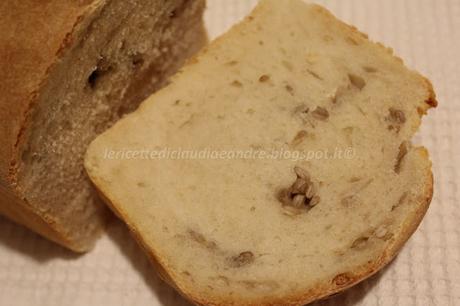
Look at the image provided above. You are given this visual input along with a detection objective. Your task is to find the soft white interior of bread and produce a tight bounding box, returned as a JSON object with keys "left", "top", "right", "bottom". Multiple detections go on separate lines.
{"left": 16, "top": 0, "right": 206, "bottom": 251}
{"left": 86, "top": 0, "right": 434, "bottom": 303}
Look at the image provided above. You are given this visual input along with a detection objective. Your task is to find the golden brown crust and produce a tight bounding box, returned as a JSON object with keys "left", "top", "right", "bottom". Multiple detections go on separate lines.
{"left": 0, "top": 0, "right": 104, "bottom": 252}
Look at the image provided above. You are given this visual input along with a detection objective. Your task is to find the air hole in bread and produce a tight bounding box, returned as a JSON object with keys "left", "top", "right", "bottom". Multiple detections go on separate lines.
{"left": 87, "top": 69, "right": 100, "bottom": 88}
{"left": 87, "top": 57, "right": 113, "bottom": 89}
{"left": 348, "top": 73, "right": 366, "bottom": 90}
{"left": 131, "top": 52, "right": 145, "bottom": 68}
{"left": 351, "top": 236, "right": 369, "bottom": 249}
{"left": 88, "top": 68, "right": 105, "bottom": 89}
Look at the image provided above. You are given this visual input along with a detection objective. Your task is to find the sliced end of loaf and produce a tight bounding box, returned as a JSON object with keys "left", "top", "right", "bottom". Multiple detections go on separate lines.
{"left": 5, "top": 0, "right": 207, "bottom": 252}
{"left": 86, "top": 0, "right": 436, "bottom": 303}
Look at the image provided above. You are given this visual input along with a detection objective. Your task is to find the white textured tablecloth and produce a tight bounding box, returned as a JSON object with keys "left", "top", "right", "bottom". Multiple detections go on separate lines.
{"left": 1, "top": 1, "right": 459, "bottom": 305}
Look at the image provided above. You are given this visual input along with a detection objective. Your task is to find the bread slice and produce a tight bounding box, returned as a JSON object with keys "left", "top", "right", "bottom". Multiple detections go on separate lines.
{"left": 0, "top": 0, "right": 207, "bottom": 252}
{"left": 85, "top": 0, "right": 437, "bottom": 304}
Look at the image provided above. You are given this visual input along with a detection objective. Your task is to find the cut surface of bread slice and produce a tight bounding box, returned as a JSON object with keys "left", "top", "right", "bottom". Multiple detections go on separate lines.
{"left": 85, "top": 0, "right": 437, "bottom": 304}
{"left": 0, "top": 0, "right": 206, "bottom": 252}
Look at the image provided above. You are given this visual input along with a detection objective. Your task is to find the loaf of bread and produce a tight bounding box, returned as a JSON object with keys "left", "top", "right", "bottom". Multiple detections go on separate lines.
{"left": 0, "top": 0, "right": 206, "bottom": 252}
{"left": 85, "top": 0, "right": 437, "bottom": 304}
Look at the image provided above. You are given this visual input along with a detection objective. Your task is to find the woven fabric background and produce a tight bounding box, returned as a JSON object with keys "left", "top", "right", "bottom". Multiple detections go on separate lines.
{"left": 0, "top": 1, "right": 458, "bottom": 305}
